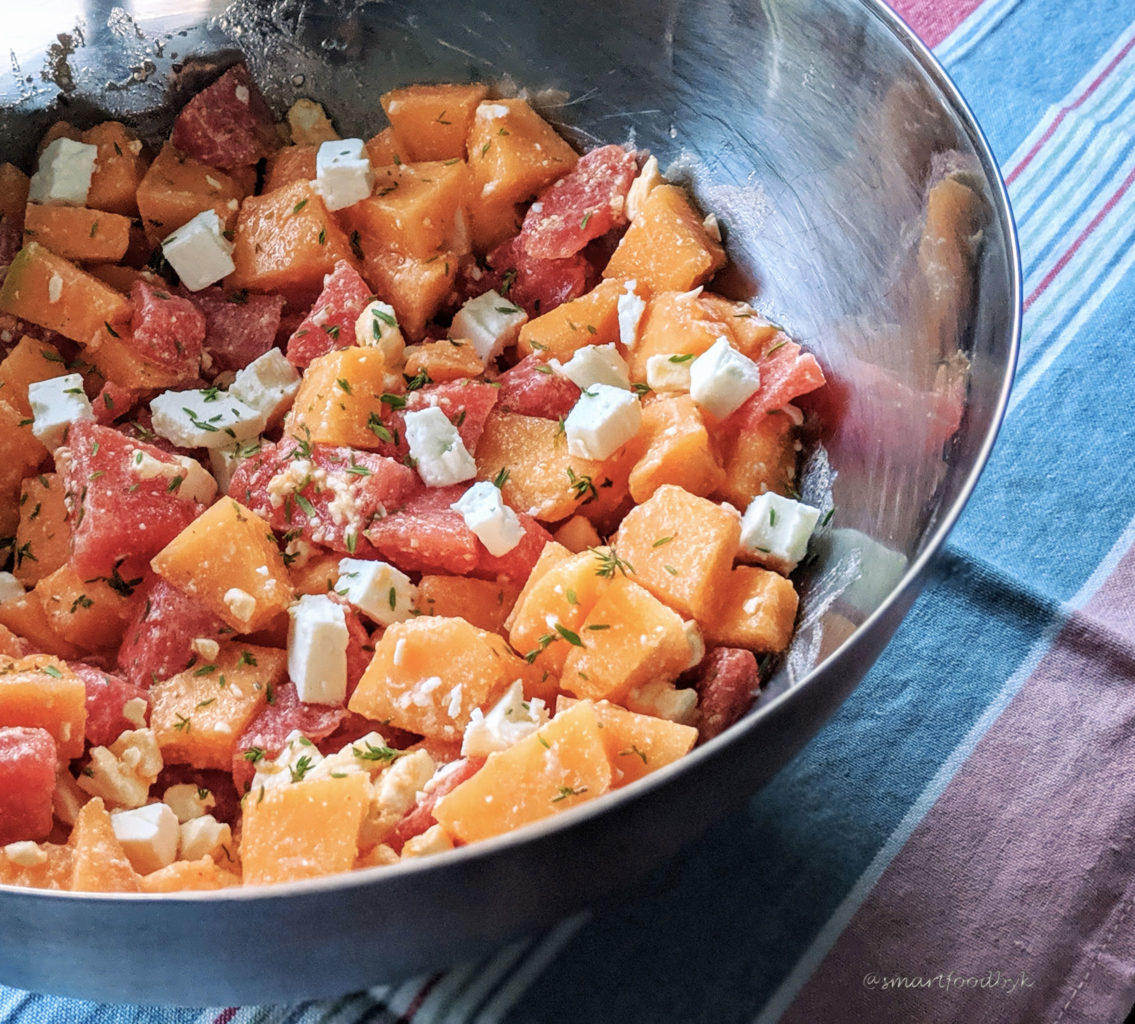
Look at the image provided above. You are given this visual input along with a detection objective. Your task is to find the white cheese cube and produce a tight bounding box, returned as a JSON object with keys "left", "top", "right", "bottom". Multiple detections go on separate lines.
{"left": 150, "top": 387, "right": 267, "bottom": 449}
{"left": 287, "top": 594, "right": 349, "bottom": 705}
{"left": 461, "top": 679, "right": 548, "bottom": 757}
{"left": 450, "top": 480, "right": 525, "bottom": 557}
{"left": 403, "top": 406, "right": 476, "bottom": 487}
{"left": 110, "top": 803, "right": 180, "bottom": 875}
{"left": 178, "top": 814, "right": 232, "bottom": 862}
{"left": 27, "top": 373, "right": 94, "bottom": 451}
{"left": 28, "top": 138, "right": 98, "bottom": 206}
{"left": 314, "top": 138, "right": 374, "bottom": 212}
{"left": 129, "top": 448, "right": 217, "bottom": 505}
{"left": 617, "top": 279, "right": 647, "bottom": 349}
{"left": 335, "top": 557, "right": 418, "bottom": 627}
{"left": 564, "top": 383, "right": 642, "bottom": 461}
{"left": 354, "top": 299, "right": 406, "bottom": 367}
{"left": 161, "top": 209, "right": 235, "bottom": 292}
{"left": 689, "top": 336, "right": 762, "bottom": 419}
{"left": 558, "top": 343, "right": 631, "bottom": 391}
{"left": 738, "top": 491, "right": 820, "bottom": 574}
{"left": 0, "top": 572, "right": 24, "bottom": 604}
{"left": 645, "top": 353, "right": 694, "bottom": 393}
{"left": 230, "top": 348, "right": 302, "bottom": 423}
{"left": 449, "top": 290, "right": 528, "bottom": 364}
{"left": 162, "top": 782, "right": 216, "bottom": 823}
{"left": 208, "top": 437, "right": 262, "bottom": 492}
{"left": 625, "top": 680, "right": 699, "bottom": 725}
{"left": 626, "top": 154, "right": 664, "bottom": 222}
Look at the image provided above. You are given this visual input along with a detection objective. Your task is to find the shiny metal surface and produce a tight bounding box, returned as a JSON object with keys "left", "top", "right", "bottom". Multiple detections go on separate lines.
{"left": 0, "top": 0, "right": 1019, "bottom": 1005}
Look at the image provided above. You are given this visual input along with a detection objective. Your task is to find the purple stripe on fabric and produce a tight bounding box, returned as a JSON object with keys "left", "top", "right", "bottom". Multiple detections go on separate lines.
{"left": 779, "top": 545, "right": 1135, "bottom": 1024}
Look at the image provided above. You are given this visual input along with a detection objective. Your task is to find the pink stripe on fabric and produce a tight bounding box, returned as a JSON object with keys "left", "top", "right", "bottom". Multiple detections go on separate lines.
{"left": 779, "top": 548, "right": 1135, "bottom": 1024}
{"left": 1023, "top": 160, "right": 1135, "bottom": 313}
{"left": 211, "top": 1010, "right": 237, "bottom": 1024}
{"left": 887, "top": 0, "right": 988, "bottom": 48}
{"left": 1006, "top": 32, "right": 1135, "bottom": 186}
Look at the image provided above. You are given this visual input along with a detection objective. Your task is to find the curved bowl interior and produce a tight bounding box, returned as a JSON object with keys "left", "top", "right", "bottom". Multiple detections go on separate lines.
{"left": 0, "top": 0, "right": 1019, "bottom": 1005}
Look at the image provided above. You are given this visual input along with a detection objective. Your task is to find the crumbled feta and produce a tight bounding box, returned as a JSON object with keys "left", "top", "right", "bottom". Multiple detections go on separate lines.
{"left": 250, "top": 731, "right": 325, "bottom": 792}
{"left": 403, "top": 406, "right": 477, "bottom": 487}
{"left": 122, "top": 697, "right": 148, "bottom": 729}
{"left": 358, "top": 748, "right": 436, "bottom": 848}
{"left": 178, "top": 814, "right": 232, "bottom": 862}
{"left": 702, "top": 212, "right": 722, "bottom": 242}
{"left": 557, "top": 343, "right": 631, "bottom": 391}
{"left": 286, "top": 98, "right": 339, "bottom": 145}
{"left": 0, "top": 572, "right": 23, "bottom": 604}
{"left": 335, "top": 557, "right": 418, "bottom": 626}
{"left": 684, "top": 620, "right": 705, "bottom": 669}
{"left": 625, "top": 680, "right": 699, "bottom": 725}
{"left": 150, "top": 387, "right": 267, "bottom": 449}
{"left": 229, "top": 349, "right": 301, "bottom": 423}
{"left": 450, "top": 480, "right": 525, "bottom": 556}
{"left": 162, "top": 782, "right": 216, "bottom": 823}
{"left": 287, "top": 593, "right": 349, "bottom": 705}
{"left": 161, "top": 210, "right": 235, "bottom": 292}
{"left": 645, "top": 353, "right": 694, "bottom": 393}
{"left": 354, "top": 299, "right": 406, "bottom": 368}
{"left": 222, "top": 587, "right": 257, "bottom": 626}
{"left": 28, "top": 137, "right": 98, "bottom": 206}
{"left": 449, "top": 289, "right": 528, "bottom": 364}
{"left": 314, "top": 137, "right": 375, "bottom": 211}
{"left": 461, "top": 679, "right": 548, "bottom": 756}
{"left": 76, "top": 729, "right": 163, "bottom": 809}
{"left": 3, "top": 841, "right": 47, "bottom": 868}
{"left": 111, "top": 802, "right": 180, "bottom": 874}
{"left": 564, "top": 383, "right": 642, "bottom": 461}
{"left": 401, "top": 823, "right": 453, "bottom": 859}
{"left": 27, "top": 373, "right": 94, "bottom": 451}
{"left": 738, "top": 491, "right": 820, "bottom": 574}
{"left": 689, "top": 336, "right": 762, "bottom": 419}
{"left": 130, "top": 448, "right": 217, "bottom": 505}
{"left": 617, "top": 279, "right": 647, "bottom": 349}
{"left": 626, "top": 154, "right": 664, "bottom": 221}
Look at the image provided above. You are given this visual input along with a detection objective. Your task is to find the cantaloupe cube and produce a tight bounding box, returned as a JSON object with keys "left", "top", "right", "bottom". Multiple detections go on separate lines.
{"left": 626, "top": 288, "right": 725, "bottom": 381}
{"left": 151, "top": 498, "right": 294, "bottom": 634}
{"left": 416, "top": 575, "right": 521, "bottom": 636}
{"left": 0, "top": 653, "right": 86, "bottom": 758}
{"left": 33, "top": 565, "right": 135, "bottom": 655}
{"left": 241, "top": 772, "right": 371, "bottom": 886}
{"left": 149, "top": 641, "right": 286, "bottom": 770}
{"left": 360, "top": 244, "right": 457, "bottom": 340}
{"left": 0, "top": 590, "right": 82, "bottom": 661}
{"left": 0, "top": 839, "right": 72, "bottom": 889}
{"left": 381, "top": 83, "right": 490, "bottom": 162}
{"left": 712, "top": 407, "right": 798, "bottom": 508}
{"left": 139, "top": 855, "right": 241, "bottom": 892}
{"left": 82, "top": 122, "right": 149, "bottom": 217}
{"left": 85, "top": 320, "right": 188, "bottom": 391}
{"left": 615, "top": 484, "right": 740, "bottom": 623}
{"left": 468, "top": 191, "right": 525, "bottom": 254}
{"left": 517, "top": 279, "right": 623, "bottom": 360}
{"left": 503, "top": 540, "right": 571, "bottom": 631}
{"left": 228, "top": 181, "right": 359, "bottom": 303}
{"left": 559, "top": 576, "right": 691, "bottom": 703}
{"left": 365, "top": 127, "right": 405, "bottom": 166}
{"left": 432, "top": 699, "right": 611, "bottom": 843}
{"left": 349, "top": 616, "right": 529, "bottom": 741}
{"left": 135, "top": 142, "right": 246, "bottom": 245}
{"left": 289, "top": 347, "right": 389, "bottom": 449}
{"left": 263, "top": 144, "right": 317, "bottom": 192}
{"left": 0, "top": 163, "right": 30, "bottom": 225}
{"left": 0, "top": 397, "right": 49, "bottom": 548}
{"left": 0, "top": 625, "right": 31, "bottom": 659}
{"left": 68, "top": 797, "right": 140, "bottom": 893}
{"left": 604, "top": 184, "right": 725, "bottom": 293}
{"left": 574, "top": 441, "right": 637, "bottom": 536}
{"left": 340, "top": 160, "right": 469, "bottom": 258}
{"left": 698, "top": 294, "right": 782, "bottom": 361}
{"left": 0, "top": 334, "right": 69, "bottom": 417}
{"left": 474, "top": 410, "right": 609, "bottom": 524}
{"left": 13, "top": 473, "right": 69, "bottom": 588}
{"left": 0, "top": 242, "right": 132, "bottom": 345}
{"left": 466, "top": 99, "right": 578, "bottom": 207}
{"left": 403, "top": 338, "right": 484, "bottom": 381}
{"left": 703, "top": 566, "right": 799, "bottom": 652}
{"left": 288, "top": 550, "right": 343, "bottom": 597}
{"left": 628, "top": 395, "right": 725, "bottom": 503}
{"left": 552, "top": 514, "right": 602, "bottom": 554}
{"left": 24, "top": 204, "right": 132, "bottom": 264}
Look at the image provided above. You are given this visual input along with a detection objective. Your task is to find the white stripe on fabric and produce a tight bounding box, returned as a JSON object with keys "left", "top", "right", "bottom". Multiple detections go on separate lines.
{"left": 437, "top": 942, "right": 532, "bottom": 1023}
{"left": 936, "top": 0, "right": 1022, "bottom": 66}
{"left": 753, "top": 511, "right": 1135, "bottom": 1024}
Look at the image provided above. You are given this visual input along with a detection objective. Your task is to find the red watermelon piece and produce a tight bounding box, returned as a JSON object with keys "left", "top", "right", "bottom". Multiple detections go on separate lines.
{"left": 188, "top": 285, "right": 286, "bottom": 374}
{"left": 482, "top": 235, "right": 594, "bottom": 318}
{"left": 92, "top": 380, "right": 140, "bottom": 425}
{"left": 65, "top": 421, "right": 208, "bottom": 580}
{"left": 170, "top": 63, "right": 280, "bottom": 171}
{"left": 285, "top": 261, "right": 375, "bottom": 368}
{"left": 497, "top": 353, "right": 580, "bottom": 420}
{"left": 721, "top": 341, "right": 827, "bottom": 430}
{"left": 0, "top": 727, "right": 57, "bottom": 844}
{"left": 364, "top": 483, "right": 552, "bottom": 581}
{"left": 519, "top": 144, "right": 637, "bottom": 260}
{"left": 130, "top": 279, "right": 205, "bottom": 382}
{"left": 69, "top": 662, "right": 150, "bottom": 748}
{"left": 684, "top": 647, "right": 759, "bottom": 743}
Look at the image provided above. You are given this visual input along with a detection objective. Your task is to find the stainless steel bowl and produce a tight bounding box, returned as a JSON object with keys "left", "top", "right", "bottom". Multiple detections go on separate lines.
{"left": 0, "top": 0, "right": 1019, "bottom": 1005}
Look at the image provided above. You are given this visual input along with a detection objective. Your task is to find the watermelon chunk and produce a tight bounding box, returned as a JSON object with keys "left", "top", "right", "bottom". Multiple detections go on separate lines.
{"left": 69, "top": 662, "right": 150, "bottom": 747}
{"left": 365, "top": 483, "right": 552, "bottom": 581}
{"left": 285, "top": 261, "right": 375, "bottom": 368}
{"left": 188, "top": 285, "right": 286, "bottom": 374}
{"left": 0, "top": 726, "right": 57, "bottom": 844}
{"left": 170, "top": 63, "right": 280, "bottom": 170}
{"left": 497, "top": 353, "right": 580, "bottom": 420}
{"left": 64, "top": 421, "right": 208, "bottom": 580}
{"left": 482, "top": 235, "right": 594, "bottom": 319}
{"left": 721, "top": 340, "right": 827, "bottom": 428}
{"left": 519, "top": 145, "right": 637, "bottom": 259}
{"left": 129, "top": 279, "right": 205, "bottom": 383}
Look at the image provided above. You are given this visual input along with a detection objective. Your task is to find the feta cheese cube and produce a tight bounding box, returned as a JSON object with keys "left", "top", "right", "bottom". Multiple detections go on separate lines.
{"left": 645, "top": 353, "right": 694, "bottom": 393}
{"left": 230, "top": 348, "right": 301, "bottom": 423}
{"left": 0, "top": 571, "right": 24, "bottom": 604}
{"left": 450, "top": 480, "right": 525, "bottom": 557}
{"left": 461, "top": 679, "right": 548, "bottom": 757}
{"left": 335, "top": 557, "right": 418, "bottom": 627}
{"left": 558, "top": 343, "right": 631, "bottom": 391}
{"left": 449, "top": 290, "right": 528, "bottom": 364}
{"left": 287, "top": 594, "right": 349, "bottom": 705}
{"left": 354, "top": 299, "right": 406, "bottom": 367}
{"left": 314, "top": 138, "right": 375, "bottom": 211}
{"left": 161, "top": 210, "right": 235, "bottom": 292}
{"left": 403, "top": 406, "right": 477, "bottom": 487}
{"left": 27, "top": 373, "right": 95, "bottom": 451}
{"left": 129, "top": 448, "right": 217, "bottom": 505}
{"left": 150, "top": 387, "right": 267, "bottom": 449}
{"left": 28, "top": 138, "right": 98, "bottom": 206}
{"left": 617, "top": 279, "right": 647, "bottom": 348}
{"left": 564, "top": 383, "right": 642, "bottom": 461}
{"left": 162, "top": 782, "right": 216, "bottom": 823}
{"left": 626, "top": 154, "right": 664, "bottom": 222}
{"left": 178, "top": 814, "right": 232, "bottom": 862}
{"left": 208, "top": 437, "right": 262, "bottom": 492}
{"left": 110, "top": 802, "right": 180, "bottom": 875}
{"left": 738, "top": 491, "right": 820, "bottom": 574}
{"left": 689, "top": 336, "right": 762, "bottom": 419}
{"left": 625, "top": 679, "right": 699, "bottom": 725}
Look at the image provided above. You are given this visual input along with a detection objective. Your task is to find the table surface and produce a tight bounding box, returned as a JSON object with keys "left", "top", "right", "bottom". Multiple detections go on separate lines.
{"left": 5, "top": 0, "right": 1135, "bottom": 1020}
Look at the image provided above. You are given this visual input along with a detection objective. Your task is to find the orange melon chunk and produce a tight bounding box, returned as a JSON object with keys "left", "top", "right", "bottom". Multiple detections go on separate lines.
{"left": 703, "top": 566, "right": 799, "bottom": 653}
{"left": 0, "top": 589, "right": 82, "bottom": 661}
{"left": 289, "top": 347, "right": 389, "bottom": 449}
{"left": 0, "top": 838, "right": 72, "bottom": 889}
{"left": 0, "top": 653, "right": 87, "bottom": 759}
{"left": 517, "top": 279, "right": 623, "bottom": 361}
{"left": 33, "top": 564, "right": 135, "bottom": 655}
{"left": 13, "top": 473, "right": 70, "bottom": 587}
{"left": 135, "top": 142, "right": 246, "bottom": 245}
{"left": 68, "top": 797, "right": 141, "bottom": 893}
{"left": 381, "top": 82, "right": 490, "bottom": 162}
{"left": 416, "top": 575, "right": 521, "bottom": 636}
{"left": 23, "top": 203, "right": 132, "bottom": 264}
{"left": 403, "top": 338, "right": 485, "bottom": 382}
{"left": 0, "top": 334, "right": 69, "bottom": 418}
{"left": 139, "top": 856, "right": 242, "bottom": 892}
{"left": 628, "top": 394, "right": 725, "bottom": 503}
{"left": 360, "top": 244, "right": 457, "bottom": 341}
{"left": 712, "top": 407, "right": 798, "bottom": 508}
